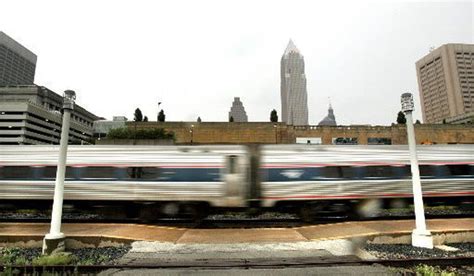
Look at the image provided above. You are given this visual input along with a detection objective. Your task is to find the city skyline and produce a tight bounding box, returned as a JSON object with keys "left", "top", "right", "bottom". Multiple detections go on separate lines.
{"left": 0, "top": 0, "right": 472, "bottom": 125}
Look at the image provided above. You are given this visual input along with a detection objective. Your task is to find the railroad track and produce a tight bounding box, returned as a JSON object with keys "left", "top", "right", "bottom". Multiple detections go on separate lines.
{"left": 0, "top": 214, "right": 473, "bottom": 229}
{"left": 1, "top": 212, "right": 472, "bottom": 228}
{"left": 1, "top": 256, "right": 473, "bottom": 274}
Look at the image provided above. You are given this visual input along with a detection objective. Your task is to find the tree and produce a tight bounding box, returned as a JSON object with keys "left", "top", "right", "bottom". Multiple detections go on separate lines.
{"left": 415, "top": 119, "right": 421, "bottom": 124}
{"left": 270, "top": 109, "right": 278, "bottom": 122}
{"left": 229, "top": 116, "right": 234, "bottom": 122}
{"left": 134, "top": 108, "right": 143, "bottom": 122}
{"left": 396, "top": 111, "right": 406, "bottom": 124}
{"left": 143, "top": 116, "right": 148, "bottom": 122}
{"left": 197, "top": 117, "right": 202, "bottom": 122}
{"left": 158, "top": 109, "right": 166, "bottom": 122}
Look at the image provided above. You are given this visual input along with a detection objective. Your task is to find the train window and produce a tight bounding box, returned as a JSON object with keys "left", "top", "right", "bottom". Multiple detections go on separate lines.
{"left": 340, "top": 166, "right": 360, "bottom": 178}
{"left": 227, "top": 155, "right": 238, "bottom": 174}
{"left": 319, "top": 167, "right": 361, "bottom": 179}
{"left": 319, "top": 167, "right": 341, "bottom": 178}
{"left": 126, "top": 167, "right": 160, "bottom": 179}
{"left": 429, "top": 166, "right": 450, "bottom": 177}
{"left": 137, "top": 167, "right": 160, "bottom": 179}
{"left": 78, "top": 167, "right": 118, "bottom": 179}
{"left": 0, "top": 166, "right": 32, "bottom": 179}
{"left": 0, "top": 166, "right": 85, "bottom": 180}
{"left": 128, "top": 167, "right": 140, "bottom": 178}
{"left": 363, "top": 166, "right": 393, "bottom": 178}
{"left": 34, "top": 166, "right": 57, "bottom": 179}
{"left": 420, "top": 165, "right": 435, "bottom": 177}
{"left": 446, "top": 165, "right": 472, "bottom": 176}
{"left": 392, "top": 166, "right": 410, "bottom": 178}
{"left": 65, "top": 167, "right": 81, "bottom": 179}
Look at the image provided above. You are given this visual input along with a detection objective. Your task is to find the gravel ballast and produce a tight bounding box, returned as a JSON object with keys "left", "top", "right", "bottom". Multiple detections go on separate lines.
{"left": 364, "top": 243, "right": 474, "bottom": 259}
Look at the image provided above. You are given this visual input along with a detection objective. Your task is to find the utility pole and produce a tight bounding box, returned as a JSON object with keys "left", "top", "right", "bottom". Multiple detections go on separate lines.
{"left": 401, "top": 92, "right": 433, "bottom": 249}
{"left": 43, "top": 90, "right": 76, "bottom": 255}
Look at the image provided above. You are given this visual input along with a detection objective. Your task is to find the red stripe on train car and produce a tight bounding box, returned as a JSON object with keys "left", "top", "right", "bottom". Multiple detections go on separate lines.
{"left": 261, "top": 191, "right": 474, "bottom": 200}
{"left": 0, "top": 164, "right": 225, "bottom": 168}
{"left": 261, "top": 162, "right": 474, "bottom": 168}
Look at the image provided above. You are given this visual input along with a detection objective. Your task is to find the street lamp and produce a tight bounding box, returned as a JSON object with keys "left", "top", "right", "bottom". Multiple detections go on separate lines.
{"left": 157, "top": 102, "right": 162, "bottom": 121}
{"left": 43, "top": 90, "right": 75, "bottom": 255}
{"left": 401, "top": 92, "right": 433, "bottom": 249}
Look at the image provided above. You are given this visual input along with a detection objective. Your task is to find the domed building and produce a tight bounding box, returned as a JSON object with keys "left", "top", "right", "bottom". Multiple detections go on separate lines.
{"left": 318, "top": 104, "right": 337, "bottom": 126}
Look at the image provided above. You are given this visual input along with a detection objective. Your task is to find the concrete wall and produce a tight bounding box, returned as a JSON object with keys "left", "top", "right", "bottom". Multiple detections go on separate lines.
{"left": 123, "top": 122, "right": 474, "bottom": 145}
{"left": 126, "top": 122, "right": 284, "bottom": 144}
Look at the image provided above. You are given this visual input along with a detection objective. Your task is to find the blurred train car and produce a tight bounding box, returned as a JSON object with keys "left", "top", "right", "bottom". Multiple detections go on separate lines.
{"left": 260, "top": 145, "right": 474, "bottom": 219}
{"left": 0, "top": 144, "right": 473, "bottom": 220}
{"left": 0, "top": 145, "right": 251, "bottom": 219}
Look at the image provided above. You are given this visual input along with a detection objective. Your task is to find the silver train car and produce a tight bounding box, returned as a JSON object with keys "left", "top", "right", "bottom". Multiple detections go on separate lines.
{"left": 0, "top": 144, "right": 473, "bottom": 219}
{"left": 260, "top": 145, "right": 474, "bottom": 205}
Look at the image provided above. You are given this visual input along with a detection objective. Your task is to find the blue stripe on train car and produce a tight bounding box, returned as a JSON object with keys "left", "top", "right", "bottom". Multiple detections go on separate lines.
{"left": 262, "top": 167, "right": 379, "bottom": 182}
{"left": 261, "top": 167, "right": 474, "bottom": 182}
{"left": 0, "top": 167, "right": 222, "bottom": 182}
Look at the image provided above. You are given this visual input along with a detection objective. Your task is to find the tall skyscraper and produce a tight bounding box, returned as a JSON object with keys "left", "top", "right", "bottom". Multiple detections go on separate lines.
{"left": 280, "top": 39, "right": 308, "bottom": 125}
{"left": 0, "top": 32, "right": 37, "bottom": 86}
{"left": 416, "top": 43, "right": 474, "bottom": 124}
{"left": 228, "top": 97, "right": 248, "bottom": 122}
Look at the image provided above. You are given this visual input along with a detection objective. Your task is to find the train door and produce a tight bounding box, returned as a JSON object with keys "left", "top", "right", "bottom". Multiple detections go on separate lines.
{"left": 223, "top": 154, "right": 247, "bottom": 207}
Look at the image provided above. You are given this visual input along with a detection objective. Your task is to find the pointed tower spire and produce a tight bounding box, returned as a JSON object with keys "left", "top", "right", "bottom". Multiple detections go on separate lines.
{"left": 284, "top": 39, "right": 300, "bottom": 55}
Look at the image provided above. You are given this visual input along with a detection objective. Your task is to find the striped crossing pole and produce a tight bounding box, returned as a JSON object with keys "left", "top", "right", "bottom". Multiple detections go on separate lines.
{"left": 401, "top": 93, "right": 433, "bottom": 249}
{"left": 42, "top": 90, "right": 76, "bottom": 255}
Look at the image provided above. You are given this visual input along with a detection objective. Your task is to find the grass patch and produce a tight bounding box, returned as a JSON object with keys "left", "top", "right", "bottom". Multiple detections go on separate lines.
{"left": 1, "top": 246, "right": 130, "bottom": 266}
{"left": 425, "top": 205, "right": 456, "bottom": 211}
{"left": 32, "top": 253, "right": 75, "bottom": 266}
{"left": 15, "top": 209, "right": 39, "bottom": 214}
{"left": 414, "top": 264, "right": 457, "bottom": 276}
{"left": 0, "top": 248, "right": 30, "bottom": 265}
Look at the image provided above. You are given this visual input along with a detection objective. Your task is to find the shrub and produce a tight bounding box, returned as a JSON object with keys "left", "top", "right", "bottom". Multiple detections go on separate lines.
{"left": 107, "top": 127, "right": 175, "bottom": 140}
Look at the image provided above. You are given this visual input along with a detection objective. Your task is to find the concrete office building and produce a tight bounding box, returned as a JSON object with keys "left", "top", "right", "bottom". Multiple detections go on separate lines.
{"left": 416, "top": 43, "right": 474, "bottom": 124}
{"left": 280, "top": 40, "right": 309, "bottom": 125}
{"left": 0, "top": 85, "right": 101, "bottom": 145}
{"left": 93, "top": 116, "right": 128, "bottom": 139}
{"left": 0, "top": 32, "right": 37, "bottom": 86}
{"left": 228, "top": 97, "right": 248, "bottom": 122}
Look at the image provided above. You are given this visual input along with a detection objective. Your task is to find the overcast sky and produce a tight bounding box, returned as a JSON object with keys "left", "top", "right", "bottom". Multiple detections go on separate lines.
{"left": 1, "top": 0, "right": 473, "bottom": 125}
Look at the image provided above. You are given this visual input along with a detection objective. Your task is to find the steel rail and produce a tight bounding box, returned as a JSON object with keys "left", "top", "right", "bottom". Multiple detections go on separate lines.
{"left": 1, "top": 256, "right": 473, "bottom": 274}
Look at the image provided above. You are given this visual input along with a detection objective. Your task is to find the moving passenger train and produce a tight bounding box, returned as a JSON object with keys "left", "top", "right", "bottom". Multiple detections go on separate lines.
{"left": 1, "top": 145, "right": 473, "bottom": 220}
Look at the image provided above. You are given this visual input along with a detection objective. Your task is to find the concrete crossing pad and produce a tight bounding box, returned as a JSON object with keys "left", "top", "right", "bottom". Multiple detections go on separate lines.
{"left": 0, "top": 218, "right": 472, "bottom": 244}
